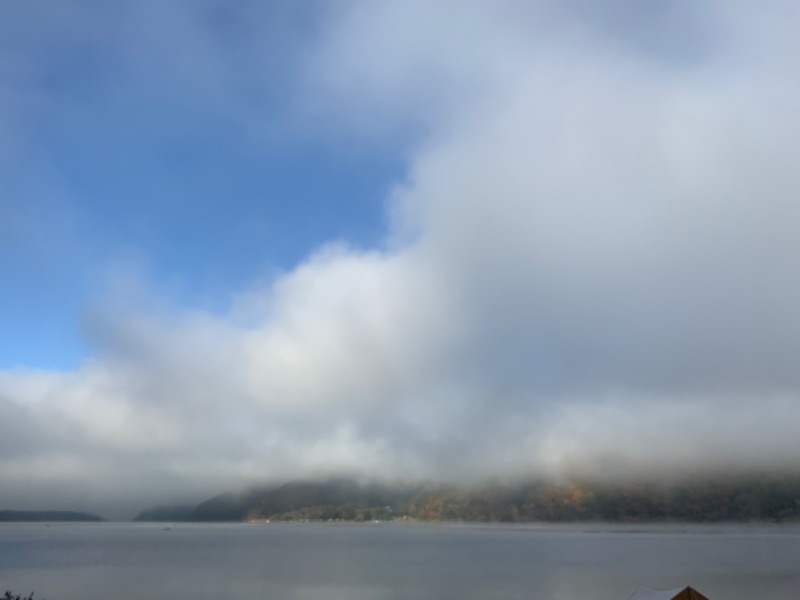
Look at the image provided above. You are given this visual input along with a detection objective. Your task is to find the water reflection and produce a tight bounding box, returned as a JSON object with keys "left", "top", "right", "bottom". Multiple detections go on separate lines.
{"left": 1, "top": 523, "right": 798, "bottom": 600}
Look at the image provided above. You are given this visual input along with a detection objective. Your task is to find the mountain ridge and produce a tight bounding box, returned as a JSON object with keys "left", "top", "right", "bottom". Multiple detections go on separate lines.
{"left": 133, "top": 473, "right": 800, "bottom": 523}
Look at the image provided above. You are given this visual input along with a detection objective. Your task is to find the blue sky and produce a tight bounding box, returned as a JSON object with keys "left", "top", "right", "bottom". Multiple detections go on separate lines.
{"left": 2, "top": 1, "right": 800, "bottom": 516}
{"left": 0, "top": 1, "right": 404, "bottom": 369}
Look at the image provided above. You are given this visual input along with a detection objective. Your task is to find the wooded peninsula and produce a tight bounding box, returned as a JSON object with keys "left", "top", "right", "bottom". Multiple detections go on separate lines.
{"left": 0, "top": 511, "right": 103, "bottom": 522}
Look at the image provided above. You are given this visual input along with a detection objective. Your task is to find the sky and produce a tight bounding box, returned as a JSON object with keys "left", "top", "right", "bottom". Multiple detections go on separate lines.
{"left": 2, "top": 0, "right": 800, "bottom": 519}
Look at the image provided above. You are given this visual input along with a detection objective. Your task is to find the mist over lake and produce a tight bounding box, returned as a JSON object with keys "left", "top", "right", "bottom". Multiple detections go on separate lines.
{"left": 4, "top": 1, "right": 800, "bottom": 516}
{"left": 2, "top": 522, "right": 799, "bottom": 600}
{"left": 3, "top": 3, "right": 800, "bottom": 598}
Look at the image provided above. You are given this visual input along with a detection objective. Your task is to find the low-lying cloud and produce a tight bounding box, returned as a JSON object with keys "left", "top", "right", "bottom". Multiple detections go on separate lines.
{"left": 2, "top": 0, "right": 800, "bottom": 517}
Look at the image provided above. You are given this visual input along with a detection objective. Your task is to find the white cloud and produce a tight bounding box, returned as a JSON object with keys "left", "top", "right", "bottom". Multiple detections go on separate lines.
{"left": 2, "top": 1, "right": 800, "bottom": 516}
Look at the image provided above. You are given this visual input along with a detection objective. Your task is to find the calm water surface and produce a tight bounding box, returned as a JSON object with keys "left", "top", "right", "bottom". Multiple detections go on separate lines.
{"left": 0, "top": 522, "right": 798, "bottom": 600}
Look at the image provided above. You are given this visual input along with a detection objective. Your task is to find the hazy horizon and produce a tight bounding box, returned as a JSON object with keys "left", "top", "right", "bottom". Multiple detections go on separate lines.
{"left": 2, "top": 1, "right": 800, "bottom": 519}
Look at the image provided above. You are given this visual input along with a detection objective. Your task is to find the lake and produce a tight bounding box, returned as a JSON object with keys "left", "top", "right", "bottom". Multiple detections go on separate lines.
{"left": 1, "top": 522, "right": 798, "bottom": 600}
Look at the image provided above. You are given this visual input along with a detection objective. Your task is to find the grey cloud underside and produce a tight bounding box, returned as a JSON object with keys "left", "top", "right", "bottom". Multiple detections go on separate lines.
{"left": 2, "top": 0, "right": 800, "bottom": 516}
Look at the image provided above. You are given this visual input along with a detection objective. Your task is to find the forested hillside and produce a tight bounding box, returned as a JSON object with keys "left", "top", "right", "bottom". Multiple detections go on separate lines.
{"left": 135, "top": 474, "right": 800, "bottom": 523}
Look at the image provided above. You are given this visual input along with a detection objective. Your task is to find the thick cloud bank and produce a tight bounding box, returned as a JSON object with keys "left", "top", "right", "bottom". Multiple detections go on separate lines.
{"left": 3, "top": 1, "right": 800, "bottom": 516}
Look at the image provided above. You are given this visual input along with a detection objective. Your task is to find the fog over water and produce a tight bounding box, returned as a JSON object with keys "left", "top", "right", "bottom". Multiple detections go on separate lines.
{"left": 2, "top": 1, "right": 800, "bottom": 517}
